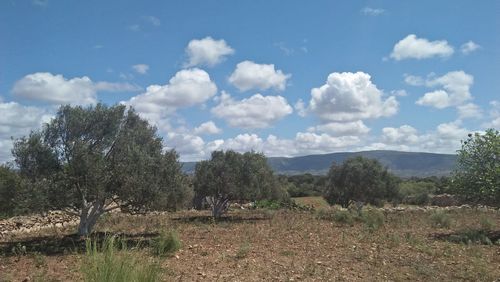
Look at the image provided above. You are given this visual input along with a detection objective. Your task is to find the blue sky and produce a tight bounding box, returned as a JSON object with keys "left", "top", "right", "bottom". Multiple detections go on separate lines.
{"left": 1, "top": 0, "right": 499, "bottom": 161}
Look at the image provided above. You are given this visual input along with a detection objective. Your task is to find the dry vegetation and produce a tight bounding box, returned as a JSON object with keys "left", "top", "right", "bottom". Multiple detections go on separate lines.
{"left": 1, "top": 199, "right": 500, "bottom": 281}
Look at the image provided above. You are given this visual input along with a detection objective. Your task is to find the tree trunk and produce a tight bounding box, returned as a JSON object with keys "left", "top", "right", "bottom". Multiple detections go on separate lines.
{"left": 207, "top": 196, "right": 229, "bottom": 219}
{"left": 77, "top": 202, "right": 104, "bottom": 236}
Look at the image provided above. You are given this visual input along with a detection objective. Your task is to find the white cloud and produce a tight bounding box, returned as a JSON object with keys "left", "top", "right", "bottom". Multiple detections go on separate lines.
{"left": 184, "top": 37, "right": 234, "bottom": 67}
{"left": 132, "top": 64, "right": 149, "bottom": 74}
{"left": 404, "top": 74, "right": 424, "bottom": 86}
{"left": 391, "top": 90, "right": 408, "bottom": 97}
{"left": 390, "top": 34, "right": 454, "bottom": 60}
{"left": 309, "top": 120, "right": 370, "bottom": 136}
{"left": 12, "top": 72, "right": 140, "bottom": 105}
{"left": 124, "top": 68, "right": 217, "bottom": 129}
{"left": 361, "top": 7, "right": 385, "bottom": 16}
{"left": 144, "top": 16, "right": 161, "bottom": 26}
{"left": 457, "top": 103, "right": 482, "bottom": 119}
{"left": 308, "top": 71, "right": 398, "bottom": 122}
{"left": 228, "top": 61, "right": 291, "bottom": 92}
{"left": 211, "top": 92, "right": 293, "bottom": 128}
{"left": 460, "top": 41, "right": 481, "bottom": 55}
{"left": 482, "top": 101, "right": 500, "bottom": 128}
{"left": 165, "top": 132, "right": 205, "bottom": 161}
{"left": 294, "top": 99, "right": 307, "bottom": 117}
{"left": 294, "top": 133, "right": 360, "bottom": 155}
{"left": 194, "top": 121, "right": 222, "bottom": 135}
{"left": 382, "top": 125, "right": 419, "bottom": 144}
{"left": 416, "top": 71, "right": 474, "bottom": 109}
{"left": 0, "top": 102, "right": 53, "bottom": 163}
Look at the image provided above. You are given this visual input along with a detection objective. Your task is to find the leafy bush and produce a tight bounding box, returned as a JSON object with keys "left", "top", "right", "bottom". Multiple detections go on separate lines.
{"left": 447, "top": 229, "right": 494, "bottom": 245}
{"left": 323, "top": 157, "right": 400, "bottom": 208}
{"left": 479, "top": 215, "right": 495, "bottom": 231}
{"left": 82, "top": 236, "right": 161, "bottom": 282}
{"left": 361, "top": 209, "right": 385, "bottom": 231}
{"left": 315, "top": 208, "right": 356, "bottom": 225}
{"left": 150, "top": 230, "right": 181, "bottom": 257}
{"left": 429, "top": 211, "right": 453, "bottom": 228}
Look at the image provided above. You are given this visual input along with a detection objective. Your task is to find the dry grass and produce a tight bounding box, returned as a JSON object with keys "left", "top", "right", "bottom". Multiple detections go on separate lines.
{"left": 1, "top": 203, "right": 500, "bottom": 281}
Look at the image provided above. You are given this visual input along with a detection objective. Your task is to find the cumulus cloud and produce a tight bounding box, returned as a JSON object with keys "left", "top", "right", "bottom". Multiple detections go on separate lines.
{"left": 416, "top": 71, "right": 474, "bottom": 109}
{"left": 228, "top": 61, "right": 291, "bottom": 92}
{"left": 194, "top": 121, "right": 222, "bottom": 135}
{"left": 132, "top": 64, "right": 149, "bottom": 74}
{"left": 390, "top": 34, "right": 454, "bottom": 60}
{"left": 457, "top": 103, "right": 482, "bottom": 119}
{"left": 404, "top": 74, "right": 425, "bottom": 86}
{"left": 460, "top": 41, "right": 481, "bottom": 55}
{"left": 124, "top": 68, "right": 217, "bottom": 128}
{"left": 309, "top": 120, "right": 370, "bottom": 136}
{"left": 12, "top": 72, "right": 141, "bottom": 105}
{"left": 482, "top": 101, "right": 500, "bottom": 128}
{"left": 211, "top": 92, "right": 293, "bottom": 128}
{"left": 382, "top": 125, "right": 419, "bottom": 144}
{"left": 184, "top": 37, "right": 234, "bottom": 67}
{"left": 0, "top": 102, "right": 53, "bottom": 162}
{"left": 294, "top": 99, "right": 307, "bottom": 117}
{"left": 360, "top": 7, "right": 385, "bottom": 16}
{"left": 308, "top": 71, "right": 398, "bottom": 122}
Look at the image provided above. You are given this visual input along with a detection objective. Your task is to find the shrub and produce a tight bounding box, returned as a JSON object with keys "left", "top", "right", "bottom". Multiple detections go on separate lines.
{"left": 315, "top": 208, "right": 356, "bottom": 225}
{"left": 323, "top": 157, "right": 400, "bottom": 208}
{"left": 479, "top": 215, "right": 495, "bottom": 231}
{"left": 151, "top": 230, "right": 181, "bottom": 257}
{"left": 361, "top": 209, "right": 385, "bottom": 231}
{"left": 447, "top": 229, "right": 493, "bottom": 245}
{"left": 429, "top": 211, "right": 453, "bottom": 228}
{"left": 82, "top": 236, "right": 161, "bottom": 282}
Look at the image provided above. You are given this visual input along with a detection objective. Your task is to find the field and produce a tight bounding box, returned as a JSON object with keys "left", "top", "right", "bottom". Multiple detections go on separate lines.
{"left": 1, "top": 198, "right": 500, "bottom": 281}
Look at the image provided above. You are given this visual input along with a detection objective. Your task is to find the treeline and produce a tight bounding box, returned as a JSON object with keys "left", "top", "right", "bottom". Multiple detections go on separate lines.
{"left": 0, "top": 104, "right": 498, "bottom": 237}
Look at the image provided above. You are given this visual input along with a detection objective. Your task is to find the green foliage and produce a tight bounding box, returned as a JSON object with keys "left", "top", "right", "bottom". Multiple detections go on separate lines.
{"left": 429, "top": 211, "right": 453, "bottom": 228}
{"left": 150, "top": 230, "right": 181, "bottom": 257}
{"left": 12, "top": 104, "right": 190, "bottom": 235}
{"left": 323, "top": 156, "right": 400, "bottom": 208}
{"left": 447, "top": 229, "right": 494, "bottom": 245}
{"left": 315, "top": 209, "right": 356, "bottom": 225}
{"left": 399, "top": 180, "right": 437, "bottom": 205}
{"left": 0, "top": 165, "right": 21, "bottom": 218}
{"left": 284, "top": 174, "right": 326, "bottom": 197}
{"left": 453, "top": 129, "right": 500, "bottom": 206}
{"left": 82, "top": 236, "right": 161, "bottom": 282}
{"left": 360, "top": 209, "right": 385, "bottom": 231}
{"left": 194, "top": 150, "right": 288, "bottom": 218}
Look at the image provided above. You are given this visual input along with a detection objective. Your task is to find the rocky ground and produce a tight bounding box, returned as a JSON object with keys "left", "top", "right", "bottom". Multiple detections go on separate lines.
{"left": 1, "top": 201, "right": 500, "bottom": 281}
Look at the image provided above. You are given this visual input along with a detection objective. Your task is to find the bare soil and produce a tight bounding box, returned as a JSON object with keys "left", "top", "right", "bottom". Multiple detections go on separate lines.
{"left": 1, "top": 203, "right": 500, "bottom": 281}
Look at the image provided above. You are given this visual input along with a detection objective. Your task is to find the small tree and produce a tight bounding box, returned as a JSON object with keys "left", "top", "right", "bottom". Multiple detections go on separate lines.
{"left": 12, "top": 104, "right": 190, "bottom": 236}
{"left": 323, "top": 156, "right": 400, "bottom": 208}
{"left": 193, "top": 150, "right": 287, "bottom": 218}
{"left": 453, "top": 129, "right": 500, "bottom": 206}
{"left": 0, "top": 165, "right": 21, "bottom": 218}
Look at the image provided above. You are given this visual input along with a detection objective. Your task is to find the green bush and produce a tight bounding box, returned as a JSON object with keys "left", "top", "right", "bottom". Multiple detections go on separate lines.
{"left": 315, "top": 209, "right": 356, "bottom": 225}
{"left": 429, "top": 211, "right": 453, "bottom": 228}
{"left": 82, "top": 236, "right": 161, "bottom": 282}
{"left": 448, "top": 229, "right": 494, "bottom": 245}
{"left": 361, "top": 209, "right": 385, "bottom": 231}
{"left": 151, "top": 230, "right": 181, "bottom": 257}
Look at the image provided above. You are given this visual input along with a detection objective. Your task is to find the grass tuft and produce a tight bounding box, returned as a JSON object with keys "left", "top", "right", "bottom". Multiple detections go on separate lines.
{"left": 150, "top": 230, "right": 181, "bottom": 257}
{"left": 82, "top": 235, "right": 161, "bottom": 282}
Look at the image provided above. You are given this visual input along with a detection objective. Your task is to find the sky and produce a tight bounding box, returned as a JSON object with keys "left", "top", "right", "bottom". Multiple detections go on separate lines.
{"left": 1, "top": 0, "right": 499, "bottom": 162}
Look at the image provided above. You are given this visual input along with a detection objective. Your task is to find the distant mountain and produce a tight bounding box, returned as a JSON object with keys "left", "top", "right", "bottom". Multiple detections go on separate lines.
{"left": 181, "top": 150, "right": 457, "bottom": 178}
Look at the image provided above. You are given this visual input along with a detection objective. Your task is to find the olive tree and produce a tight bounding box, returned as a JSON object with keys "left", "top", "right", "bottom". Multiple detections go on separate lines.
{"left": 323, "top": 156, "right": 400, "bottom": 208}
{"left": 453, "top": 129, "right": 500, "bottom": 206}
{"left": 193, "top": 150, "right": 287, "bottom": 218}
{"left": 0, "top": 165, "right": 21, "bottom": 218}
{"left": 12, "top": 104, "right": 190, "bottom": 236}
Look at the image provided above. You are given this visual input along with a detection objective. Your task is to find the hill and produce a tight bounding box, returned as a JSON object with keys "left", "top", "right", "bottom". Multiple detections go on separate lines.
{"left": 181, "top": 150, "right": 457, "bottom": 178}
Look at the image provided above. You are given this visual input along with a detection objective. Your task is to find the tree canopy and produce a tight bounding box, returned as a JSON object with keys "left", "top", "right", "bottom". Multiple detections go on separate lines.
{"left": 323, "top": 156, "right": 400, "bottom": 208}
{"left": 12, "top": 104, "right": 190, "bottom": 235}
{"left": 193, "top": 150, "right": 288, "bottom": 218}
{"left": 453, "top": 129, "right": 500, "bottom": 206}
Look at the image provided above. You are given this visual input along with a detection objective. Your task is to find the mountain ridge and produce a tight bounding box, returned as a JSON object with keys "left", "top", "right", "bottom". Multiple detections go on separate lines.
{"left": 181, "top": 150, "right": 457, "bottom": 178}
